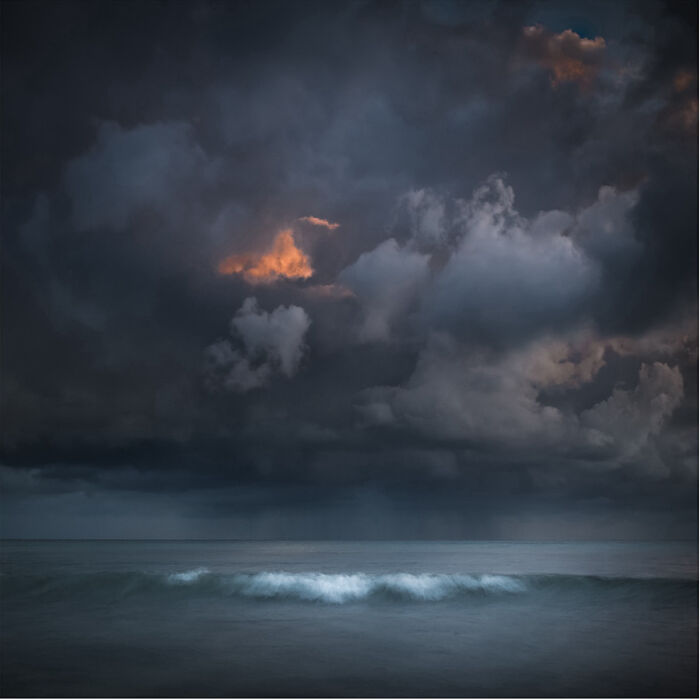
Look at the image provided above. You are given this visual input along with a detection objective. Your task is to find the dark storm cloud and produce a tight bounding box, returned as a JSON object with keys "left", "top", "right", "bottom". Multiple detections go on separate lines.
{"left": 1, "top": 0, "right": 696, "bottom": 538}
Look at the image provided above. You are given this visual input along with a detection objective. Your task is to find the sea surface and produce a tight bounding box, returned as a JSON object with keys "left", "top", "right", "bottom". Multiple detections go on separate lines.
{"left": 0, "top": 540, "right": 697, "bottom": 697}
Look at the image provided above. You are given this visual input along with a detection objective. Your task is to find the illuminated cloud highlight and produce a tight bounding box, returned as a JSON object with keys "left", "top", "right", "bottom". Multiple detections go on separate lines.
{"left": 218, "top": 229, "right": 313, "bottom": 283}
{"left": 298, "top": 216, "right": 340, "bottom": 230}
{"left": 522, "top": 25, "right": 606, "bottom": 88}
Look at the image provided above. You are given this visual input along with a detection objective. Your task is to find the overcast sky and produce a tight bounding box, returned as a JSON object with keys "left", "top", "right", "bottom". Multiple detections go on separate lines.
{"left": 1, "top": 0, "right": 697, "bottom": 539}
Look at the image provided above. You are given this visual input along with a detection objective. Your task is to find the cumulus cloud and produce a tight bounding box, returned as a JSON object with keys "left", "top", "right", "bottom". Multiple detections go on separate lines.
{"left": 359, "top": 332, "right": 568, "bottom": 445}
{"left": 359, "top": 333, "right": 685, "bottom": 474}
{"left": 339, "top": 238, "right": 431, "bottom": 342}
{"left": 205, "top": 297, "right": 311, "bottom": 392}
{"left": 342, "top": 176, "right": 640, "bottom": 346}
{"left": 520, "top": 25, "right": 606, "bottom": 89}
{"left": 510, "top": 330, "right": 609, "bottom": 390}
{"left": 581, "top": 362, "right": 684, "bottom": 464}
{"left": 398, "top": 189, "right": 448, "bottom": 249}
{"left": 422, "top": 176, "right": 599, "bottom": 343}
{"left": 337, "top": 175, "right": 613, "bottom": 349}
{"left": 573, "top": 185, "right": 640, "bottom": 264}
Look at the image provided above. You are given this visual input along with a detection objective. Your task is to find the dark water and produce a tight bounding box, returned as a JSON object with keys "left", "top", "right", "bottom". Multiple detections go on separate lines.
{"left": 1, "top": 540, "right": 697, "bottom": 697}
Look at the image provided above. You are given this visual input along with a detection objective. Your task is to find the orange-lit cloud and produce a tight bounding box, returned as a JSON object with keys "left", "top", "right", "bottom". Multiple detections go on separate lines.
{"left": 298, "top": 216, "right": 340, "bottom": 230}
{"left": 661, "top": 96, "right": 698, "bottom": 134}
{"left": 658, "top": 69, "right": 698, "bottom": 136}
{"left": 677, "top": 98, "right": 698, "bottom": 131}
{"left": 673, "top": 70, "right": 695, "bottom": 93}
{"left": 218, "top": 229, "right": 313, "bottom": 283}
{"left": 521, "top": 25, "right": 606, "bottom": 88}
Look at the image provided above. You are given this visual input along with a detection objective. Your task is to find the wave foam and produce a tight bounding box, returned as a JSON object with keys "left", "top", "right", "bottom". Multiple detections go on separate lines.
{"left": 4, "top": 570, "right": 695, "bottom": 605}
{"left": 166, "top": 568, "right": 210, "bottom": 584}
{"left": 185, "top": 571, "right": 526, "bottom": 603}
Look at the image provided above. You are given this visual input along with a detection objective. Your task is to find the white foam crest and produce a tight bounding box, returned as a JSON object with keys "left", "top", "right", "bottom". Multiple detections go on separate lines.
{"left": 231, "top": 572, "right": 527, "bottom": 602}
{"left": 237, "top": 572, "right": 374, "bottom": 603}
{"left": 166, "top": 568, "right": 210, "bottom": 584}
{"left": 378, "top": 573, "right": 458, "bottom": 599}
{"left": 476, "top": 574, "right": 527, "bottom": 593}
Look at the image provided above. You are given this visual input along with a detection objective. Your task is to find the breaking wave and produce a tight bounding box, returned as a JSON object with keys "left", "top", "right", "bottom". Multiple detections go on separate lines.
{"left": 1, "top": 570, "right": 695, "bottom": 604}
{"left": 217, "top": 572, "right": 527, "bottom": 603}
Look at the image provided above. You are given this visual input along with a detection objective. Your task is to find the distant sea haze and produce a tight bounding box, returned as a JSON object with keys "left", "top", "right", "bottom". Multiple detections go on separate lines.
{"left": 1, "top": 540, "right": 697, "bottom": 697}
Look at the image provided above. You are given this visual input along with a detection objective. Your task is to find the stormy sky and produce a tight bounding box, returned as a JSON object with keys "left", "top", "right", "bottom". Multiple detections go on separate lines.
{"left": 1, "top": 0, "right": 697, "bottom": 539}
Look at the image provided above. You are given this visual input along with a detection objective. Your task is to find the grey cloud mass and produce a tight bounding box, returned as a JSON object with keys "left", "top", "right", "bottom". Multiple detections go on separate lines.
{"left": 0, "top": 0, "right": 696, "bottom": 539}
{"left": 339, "top": 239, "right": 431, "bottom": 342}
{"left": 205, "top": 297, "right": 311, "bottom": 392}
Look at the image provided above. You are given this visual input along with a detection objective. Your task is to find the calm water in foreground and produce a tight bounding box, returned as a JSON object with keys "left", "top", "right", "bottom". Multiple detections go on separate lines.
{"left": 0, "top": 540, "right": 697, "bottom": 697}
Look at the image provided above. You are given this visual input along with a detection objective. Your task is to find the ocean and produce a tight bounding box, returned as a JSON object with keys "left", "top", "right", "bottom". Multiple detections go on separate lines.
{"left": 0, "top": 540, "right": 697, "bottom": 697}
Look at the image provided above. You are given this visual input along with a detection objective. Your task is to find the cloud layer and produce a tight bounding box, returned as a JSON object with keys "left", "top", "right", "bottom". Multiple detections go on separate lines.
{"left": 1, "top": 0, "right": 696, "bottom": 538}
